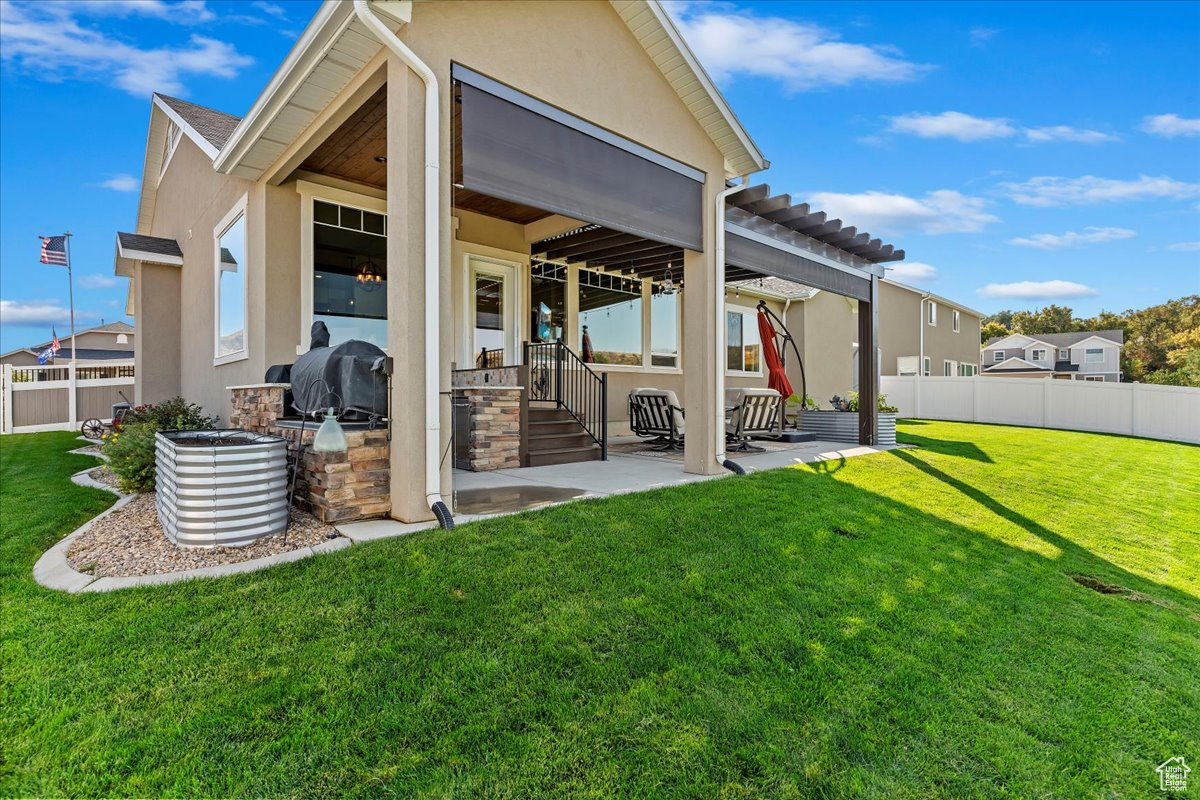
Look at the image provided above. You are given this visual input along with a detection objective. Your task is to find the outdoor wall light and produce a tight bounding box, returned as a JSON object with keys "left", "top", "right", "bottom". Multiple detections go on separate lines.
{"left": 312, "top": 407, "right": 348, "bottom": 453}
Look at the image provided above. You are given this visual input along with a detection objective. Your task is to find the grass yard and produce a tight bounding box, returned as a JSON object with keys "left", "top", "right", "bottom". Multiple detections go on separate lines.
{"left": 1, "top": 423, "right": 1198, "bottom": 798}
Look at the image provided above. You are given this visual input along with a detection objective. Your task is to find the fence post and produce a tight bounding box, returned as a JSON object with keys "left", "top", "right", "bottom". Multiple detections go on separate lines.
{"left": 1, "top": 364, "right": 11, "bottom": 434}
{"left": 1042, "top": 377, "right": 1052, "bottom": 429}
{"left": 972, "top": 375, "right": 980, "bottom": 422}
{"left": 1131, "top": 381, "right": 1142, "bottom": 437}
{"left": 915, "top": 374, "right": 922, "bottom": 419}
{"left": 68, "top": 362, "right": 78, "bottom": 430}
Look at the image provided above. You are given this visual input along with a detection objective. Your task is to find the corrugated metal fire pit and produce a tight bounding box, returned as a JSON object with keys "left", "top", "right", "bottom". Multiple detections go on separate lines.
{"left": 155, "top": 429, "right": 289, "bottom": 548}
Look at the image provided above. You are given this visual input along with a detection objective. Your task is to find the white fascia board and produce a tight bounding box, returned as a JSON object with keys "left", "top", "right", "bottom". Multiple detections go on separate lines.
{"left": 115, "top": 235, "right": 183, "bottom": 268}
{"left": 213, "top": 1, "right": 356, "bottom": 176}
{"left": 1071, "top": 334, "right": 1123, "bottom": 349}
{"left": 151, "top": 95, "right": 220, "bottom": 160}
{"left": 988, "top": 333, "right": 1049, "bottom": 351}
{"left": 987, "top": 356, "right": 1047, "bottom": 370}
{"left": 881, "top": 278, "right": 984, "bottom": 318}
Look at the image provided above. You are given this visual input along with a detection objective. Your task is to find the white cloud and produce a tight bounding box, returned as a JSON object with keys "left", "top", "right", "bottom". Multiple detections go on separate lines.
{"left": 977, "top": 281, "right": 1099, "bottom": 300}
{"left": 1141, "top": 114, "right": 1200, "bottom": 138}
{"left": 1000, "top": 174, "right": 1200, "bottom": 207}
{"left": 886, "top": 112, "right": 1116, "bottom": 144}
{"left": 100, "top": 174, "right": 139, "bottom": 192}
{"left": 1167, "top": 241, "right": 1200, "bottom": 252}
{"left": 1008, "top": 226, "right": 1136, "bottom": 250}
{"left": 806, "top": 189, "right": 999, "bottom": 235}
{"left": 886, "top": 262, "right": 938, "bottom": 282}
{"left": 79, "top": 274, "right": 119, "bottom": 289}
{"left": 251, "top": 1, "right": 288, "bottom": 19}
{"left": 1023, "top": 125, "right": 1118, "bottom": 144}
{"left": 67, "top": 1, "right": 216, "bottom": 23}
{"left": 888, "top": 111, "right": 1015, "bottom": 141}
{"left": 969, "top": 27, "right": 998, "bottom": 47}
{"left": 666, "top": 3, "right": 930, "bottom": 91}
{"left": 0, "top": 299, "right": 77, "bottom": 327}
{"left": 0, "top": 1, "right": 252, "bottom": 97}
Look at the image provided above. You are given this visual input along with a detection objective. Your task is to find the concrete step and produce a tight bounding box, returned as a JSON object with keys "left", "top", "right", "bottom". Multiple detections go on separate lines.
{"left": 527, "top": 444, "right": 602, "bottom": 467}
{"left": 528, "top": 431, "right": 594, "bottom": 450}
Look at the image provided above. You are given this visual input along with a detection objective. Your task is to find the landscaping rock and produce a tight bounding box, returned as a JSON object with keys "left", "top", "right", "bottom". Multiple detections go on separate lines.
{"left": 66, "top": 493, "right": 340, "bottom": 578}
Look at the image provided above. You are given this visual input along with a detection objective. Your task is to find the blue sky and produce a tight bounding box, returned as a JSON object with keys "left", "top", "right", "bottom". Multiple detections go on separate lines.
{"left": 1, "top": 0, "right": 1198, "bottom": 352}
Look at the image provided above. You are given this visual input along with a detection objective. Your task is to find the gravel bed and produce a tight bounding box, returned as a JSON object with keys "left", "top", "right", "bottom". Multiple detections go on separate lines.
{"left": 88, "top": 466, "right": 121, "bottom": 489}
{"left": 67, "top": 494, "right": 341, "bottom": 578}
{"left": 74, "top": 444, "right": 102, "bottom": 456}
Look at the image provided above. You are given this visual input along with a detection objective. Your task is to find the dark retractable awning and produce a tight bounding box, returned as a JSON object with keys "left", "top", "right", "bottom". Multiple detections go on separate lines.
{"left": 454, "top": 65, "right": 705, "bottom": 252}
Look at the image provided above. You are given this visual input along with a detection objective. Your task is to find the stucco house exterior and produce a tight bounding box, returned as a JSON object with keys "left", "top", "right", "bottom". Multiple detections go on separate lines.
{"left": 0, "top": 321, "right": 135, "bottom": 368}
{"left": 111, "top": 0, "right": 909, "bottom": 525}
{"left": 981, "top": 330, "right": 1124, "bottom": 381}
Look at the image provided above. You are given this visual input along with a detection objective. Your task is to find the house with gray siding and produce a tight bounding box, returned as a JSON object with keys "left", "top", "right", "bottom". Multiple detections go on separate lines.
{"left": 981, "top": 329, "right": 1124, "bottom": 382}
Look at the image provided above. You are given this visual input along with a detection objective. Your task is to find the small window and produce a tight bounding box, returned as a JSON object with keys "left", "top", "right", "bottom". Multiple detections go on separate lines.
{"left": 944, "top": 360, "right": 955, "bottom": 376}
{"left": 726, "top": 307, "right": 762, "bottom": 374}
{"left": 923, "top": 356, "right": 931, "bottom": 376}
{"left": 927, "top": 301, "right": 937, "bottom": 326}
{"left": 161, "top": 120, "right": 182, "bottom": 175}
{"left": 1085, "top": 348, "right": 1104, "bottom": 363}
{"left": 1059, "top": 348, "right": 1068, "bottom": 360}
{"left": 952, "top": 309, "right": 961, "bottom": 333}
{"left": 116, "top": 333, "right": 128, "bottom": 344}
{"left": 1083, "top": 375, "right": 1104, "bottom": 382}
{"left": 1031, "top": 349, "right": 1046, "bottom": 361}
{"left": 215, "top": 204, "right": 247, "bottom": 362}
{"left": 993, "top": 351, "right": 1004, "bottom": 363}
{"left": 960, "top": 364, "right": 977, "bottom": 377}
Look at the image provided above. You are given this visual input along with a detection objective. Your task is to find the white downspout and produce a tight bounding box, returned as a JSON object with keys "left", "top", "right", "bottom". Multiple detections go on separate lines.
{"left": 715, "top": 177, "right": 751, "bottom": 471}
{"left": 353, "top": 0, "right": 452, "bottom": 527}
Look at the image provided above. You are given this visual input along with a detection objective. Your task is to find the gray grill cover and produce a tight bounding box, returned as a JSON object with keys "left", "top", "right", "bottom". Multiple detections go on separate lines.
{"left": 289, "top": 340, "right": 387, "bottom": 421}
{"left": 459, "top": 82, "right": 704, "bottom": 251}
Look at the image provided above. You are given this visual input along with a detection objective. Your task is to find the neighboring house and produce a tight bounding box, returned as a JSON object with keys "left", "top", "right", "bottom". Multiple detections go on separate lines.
{"left": 981, "top": 330, "right": 1124, "bottom": 381}
{"left": 877, "top": 280, "right": 983, "bottom": 379}
{"left": 111, "top": 0, "right": 910, "bottom": 523}
{"left": 0, "top": 321, "right": 135, "bottom": 368}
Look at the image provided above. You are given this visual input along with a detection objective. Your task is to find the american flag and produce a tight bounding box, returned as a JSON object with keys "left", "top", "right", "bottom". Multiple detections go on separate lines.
{"left": 37, "top": 330, "right": 62, "bottom": 365}
{"left": 39, "top": 235, "right": 68, "bottom": 266}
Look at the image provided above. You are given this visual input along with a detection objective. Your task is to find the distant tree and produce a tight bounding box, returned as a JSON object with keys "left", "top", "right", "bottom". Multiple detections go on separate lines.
{"left": 984, "top": 309, "right": 1015, "bottom": 329}
{"left": 1010, "top": 305, "right": 1083, "bottom": 335}
{"left": 980, "top": 320, "right": 1009, "bottom": 345}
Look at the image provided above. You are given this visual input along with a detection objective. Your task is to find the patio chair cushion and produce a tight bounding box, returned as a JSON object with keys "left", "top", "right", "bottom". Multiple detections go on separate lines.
{"left": 629, "top": 388, "right": 685, "bottom": 437}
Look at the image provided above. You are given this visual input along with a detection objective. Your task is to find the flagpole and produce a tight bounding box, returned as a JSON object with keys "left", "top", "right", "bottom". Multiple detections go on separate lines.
{"left": 64, "top": 232, "right": 75, "bottom": 363}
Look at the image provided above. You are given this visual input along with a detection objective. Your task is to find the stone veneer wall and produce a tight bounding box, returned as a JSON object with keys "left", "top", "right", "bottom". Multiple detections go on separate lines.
{"left": 460, "top": 387, "right": 522, "bottom": 471}
{"left": 228, "top": 384, "right": 390, "bottom": 523}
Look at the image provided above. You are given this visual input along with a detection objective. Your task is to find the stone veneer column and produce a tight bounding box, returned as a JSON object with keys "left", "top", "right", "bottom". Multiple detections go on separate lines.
{"left": 463, "top": 387, "right": 522, "bottom": 471}
{"left": 229, "top": 384, "right": 287, "bottom": 433}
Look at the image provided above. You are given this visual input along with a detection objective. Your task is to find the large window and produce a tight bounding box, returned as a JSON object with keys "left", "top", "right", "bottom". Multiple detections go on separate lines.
{"left": 650, "top": 290, "right": 679, "bottom": 367}
{"left": 1085, "top": 348, "right": 1104, "bottom": 363}
{"left": 960, "top": 363, "right": 977, "bottom": 376}
{"left": 1031, "top": 349, "right": 1046, "bottom": 361}
{"left": 215, "top": 203, "right": 247, "bottom": 363}
{"left": 313, "top": 200, "right": 387, "bottom": 348}
{"left": 578, "top": 269, "right": 642, "bottom": 365}
{"left": 726, "top": 307, "right": 762, "bottom": 374}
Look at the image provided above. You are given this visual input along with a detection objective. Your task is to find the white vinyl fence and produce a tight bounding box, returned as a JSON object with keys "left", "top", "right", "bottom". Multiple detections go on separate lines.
{"left": 881, "top": 375, "right": 1200, "bottom": 445}
{"left": 1, "top": 362, "right": 135, "bottom": 435}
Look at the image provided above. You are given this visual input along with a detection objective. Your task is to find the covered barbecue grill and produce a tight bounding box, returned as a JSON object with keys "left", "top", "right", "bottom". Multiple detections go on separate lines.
{"left": 289, "top": 339, "right": 389, "bottom": 421}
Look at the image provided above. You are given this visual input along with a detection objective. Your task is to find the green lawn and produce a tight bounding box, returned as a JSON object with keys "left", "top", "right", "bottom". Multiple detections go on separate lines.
{"left": 2, "top": 423, "right": 1197, "bottom": 798}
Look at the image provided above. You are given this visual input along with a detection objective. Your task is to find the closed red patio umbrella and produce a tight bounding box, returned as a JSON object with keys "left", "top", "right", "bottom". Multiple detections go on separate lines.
{"left": 757, "top": 307, "right": 793, "bottom": 400}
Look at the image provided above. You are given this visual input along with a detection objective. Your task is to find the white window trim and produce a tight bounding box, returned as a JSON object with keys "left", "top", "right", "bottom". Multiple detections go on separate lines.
{"left": 960, "top": 363, "right": 977, "bottom": 377}
{"left": 160, "top": 120, "right": 183, "bottom": 179}
{"left": 213, "top": 193, "right": 249, "bottom": 366}
{"left": 296, "top": 180, "right": 387, "bottom": 355}
{"left": 1059, "top": 348, "right": 1068, "bottom": 360}
{"left": 1084, "top": 348, "right": 1104, "bottom": 363}
{"left": 463, "top": 253, "right": 523, "bottom": 367}
{"left": 943, "top": 359, "right": 957, "bottom": 376}
{"left": 923, "top": 356, "right": 932, "bottom": 376}
{"left": 725, "top": 303, "right": 764, "bottom": 377}
{"left": 927, "top": 301, "right": 937, "bottom": 326}
{"left": 1083, "top": 375, "right": 1104, "bottom": 382}
{"left": 1031, "top": 348, "right": 1047, "bottom": 361}
{"left": 952, "top": 309, "right": 960, "bottom": 333}
{"left": 993, "top": 350, "right": 1004, "bottom": 363}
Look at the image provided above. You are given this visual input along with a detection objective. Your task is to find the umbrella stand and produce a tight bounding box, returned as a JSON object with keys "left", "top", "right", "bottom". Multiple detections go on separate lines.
{"left": 756, "top": 300, "right": 807, "bottom": 431}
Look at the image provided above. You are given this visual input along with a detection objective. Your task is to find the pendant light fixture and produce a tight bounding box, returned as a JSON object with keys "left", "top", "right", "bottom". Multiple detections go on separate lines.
{"left": 355, "top": 257, "right": 383, "bottom": 291}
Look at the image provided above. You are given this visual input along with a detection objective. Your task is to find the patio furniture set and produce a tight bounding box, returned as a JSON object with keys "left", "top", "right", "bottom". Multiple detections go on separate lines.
{"left": 628, "top": 387, "right": 783, "bottom": 452}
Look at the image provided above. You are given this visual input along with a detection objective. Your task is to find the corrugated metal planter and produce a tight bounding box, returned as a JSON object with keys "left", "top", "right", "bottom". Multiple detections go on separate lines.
{"left": 155, "top": 429, "right": 289, "bottom": 548}
{"left": 799, "top": 411, "right": 897, "bottom": 446}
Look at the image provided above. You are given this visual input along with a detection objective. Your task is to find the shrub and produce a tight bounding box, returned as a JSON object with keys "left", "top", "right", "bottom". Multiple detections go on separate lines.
{"left": 846, "top": 391, "right": 898, "bottom": 414}
{"left": 102, "top": 397, "right": 218, "bottom": 492}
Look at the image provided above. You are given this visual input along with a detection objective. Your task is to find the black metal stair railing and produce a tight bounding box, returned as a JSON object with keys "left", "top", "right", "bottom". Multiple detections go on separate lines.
{"left": 523, "top": 339, "right": 608, "bottom": 460}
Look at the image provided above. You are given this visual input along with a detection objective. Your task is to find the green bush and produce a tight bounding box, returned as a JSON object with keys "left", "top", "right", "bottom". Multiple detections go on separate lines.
{"left": 846, "top": 390, "right": 898, "bottom": 414}
{"left": 102, "top": 397, "right": 218, "bottom": 492}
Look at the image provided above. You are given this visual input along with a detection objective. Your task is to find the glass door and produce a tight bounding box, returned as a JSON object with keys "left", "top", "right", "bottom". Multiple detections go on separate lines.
{"left": 469, "top": 257, "right": 517, "bottom": 367}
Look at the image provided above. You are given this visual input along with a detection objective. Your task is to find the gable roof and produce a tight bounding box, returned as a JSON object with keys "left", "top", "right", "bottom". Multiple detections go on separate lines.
{"left": 156, "top": 94, "right": 242, "bottom": 155}
{"left": 984, "top": 329, "right": 1124, "bottom": 349}
{"left": 984, "top": 356, "right": 1050, "bottom": 372}
{"left": 3, "top": 322, "right": 135, "bottom": 360}
{"left": 882, "top": 278, "right": 984, "bottom": 318}
{"left": 215, "top": 0, "right": 767, "bottom": 181}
